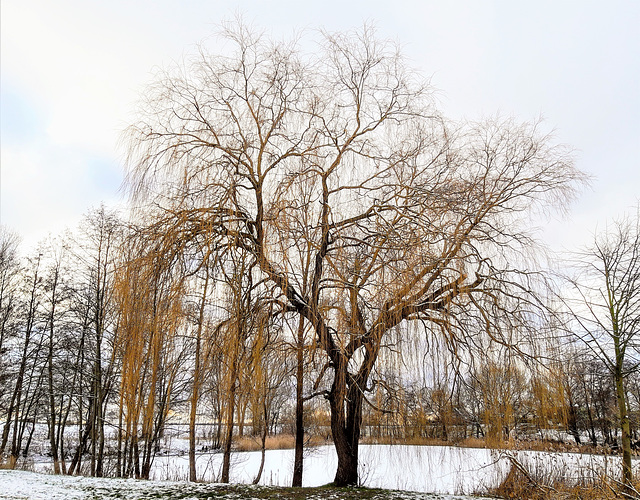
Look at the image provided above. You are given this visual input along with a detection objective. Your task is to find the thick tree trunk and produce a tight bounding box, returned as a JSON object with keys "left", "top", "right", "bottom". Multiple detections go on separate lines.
{"left": 332, "top": 436, "right": 359, "bottom": 486}
{"left": 328, "top": 359, "right": 363, "bottom": 487}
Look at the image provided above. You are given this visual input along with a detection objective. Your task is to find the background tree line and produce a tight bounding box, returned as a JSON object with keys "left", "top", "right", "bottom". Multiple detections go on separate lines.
{"left": 0, "top": 210, "right": 637, "bottom": 483}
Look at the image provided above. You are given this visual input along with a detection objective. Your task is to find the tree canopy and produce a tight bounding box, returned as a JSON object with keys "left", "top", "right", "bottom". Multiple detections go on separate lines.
{"left": 124, "top": 25, "right": 585, "bottom": 485}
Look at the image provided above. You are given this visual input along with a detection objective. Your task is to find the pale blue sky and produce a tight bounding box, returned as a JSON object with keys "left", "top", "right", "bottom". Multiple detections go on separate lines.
{"left": 1, "top": 0, "right": 638, "bottom": 252}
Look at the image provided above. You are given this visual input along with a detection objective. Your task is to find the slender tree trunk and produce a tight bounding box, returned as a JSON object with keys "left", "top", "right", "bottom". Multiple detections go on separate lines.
{"left": 48, "top": 351, "right": 60, "bottom": 473}
{"left": 190, "top": 271, "right": 209, "bottom": 482}
{"left": 566, "top": 392, "right": 581, "bottom": 445}
{"left": 189, "top": 334, "right": 202, "bottom": 482}
{"left": 582, "top": 378, "right": 598, "bottom": 446}
{"left": 133, "top": 434, "right": 140, "bottom": 478}
{"left": 221, "top": 370, "right": 237, "bottom": 483}
{"left": 238, "top": 397, "right": 248, "bottom": 438}
{"left": 0, "top": 262, "right": 40, "bottom": 459}
{"left": 116, "top": 404, "right": 124, "bottom": 477}
{"left": 68, "top": 303, "right": 89, "bottom": 475}
{"left": 252, "top": 400, "right": 268, "bottom": 485}
{"left": 47, "top": 308, "right": 61, "bottom": 474}
{"left": 221, "top": 272, "right": 244, "bottom": 484}
{"left": 14, "top": 361, "right": 44, "bottom": 461}
{"left": 68, "top": 402, "right": 94, "bottom": 476}
{"left": 292, "top": 316, "right": 305, "bottom": 487}
{"left": 93, "top": 326, "right": 105, "bottom": 476}
{"left": 23, "top": 421, "right": 36, "bottom": 458}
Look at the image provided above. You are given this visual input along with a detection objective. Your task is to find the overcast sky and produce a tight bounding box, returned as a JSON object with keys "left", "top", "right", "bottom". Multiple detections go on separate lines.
{"left": 1, "top": 0, "right": 638, "bottom": 254}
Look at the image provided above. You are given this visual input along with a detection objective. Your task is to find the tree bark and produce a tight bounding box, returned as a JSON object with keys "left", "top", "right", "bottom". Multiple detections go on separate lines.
{"left": 46, "top": 265, "right": 61, "bottom": 474}
{"left": 221, "top": 353, "right": 238, "bottom": 483}
{"left": 614, "top": 358, "right": 633, "bottom": 491}
{"left": 328, "top": 357, "right": 363, "bottom": 487}
{"left": 292, "top": 317, "right": 305, "bottom": 487}
{"left": 252, "top": 400, "right": 268, "bottom": 485}
{"left": 0, "top": 260, "right": 40, "bottom": 459}
{"left": 189, "top": 271, "right": 208, "bottom": 482}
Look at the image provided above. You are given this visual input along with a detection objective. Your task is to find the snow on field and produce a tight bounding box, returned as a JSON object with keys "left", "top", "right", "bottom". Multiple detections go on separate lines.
{"left": 14, "top": 444, "right": 638, "bottom": 498}
{"left": 0, "top": 468, "right": 492, "bottom": 500}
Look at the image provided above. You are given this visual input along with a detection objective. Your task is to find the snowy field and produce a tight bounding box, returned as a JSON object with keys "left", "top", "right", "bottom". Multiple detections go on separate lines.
{"left": 17, "top": 443, "right": 636, "bottom": 498}
{"left": 0, "top": 468, "right": 495, "bottom": 500}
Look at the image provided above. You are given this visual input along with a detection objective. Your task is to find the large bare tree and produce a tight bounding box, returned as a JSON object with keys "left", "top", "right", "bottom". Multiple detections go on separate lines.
{"left": 564, "top": 208, "right": 639, "bottom": 492}
{"left": 124, "top": 25, "right": 583, "bottom": 485}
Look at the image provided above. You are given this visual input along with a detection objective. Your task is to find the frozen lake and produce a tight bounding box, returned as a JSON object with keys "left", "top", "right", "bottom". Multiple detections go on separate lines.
{"left": 22, "top": 436, "right": 638, "bottom": 496}
{"left": 150, "top": 444, "right": 636, "bottom": 495}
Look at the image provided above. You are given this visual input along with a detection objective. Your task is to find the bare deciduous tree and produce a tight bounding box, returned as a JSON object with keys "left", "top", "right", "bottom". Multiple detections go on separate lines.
{"left": 124, "top": 25, "right": 584, "bottom": 485}
{"left": 564, "top": 208, "right": 640, "bottom": 491}
{"left": 0, "top": 228, "right": 21, "bottom": 418}
{"left": 67, "top": 206, "right": 122, "bottom": 477}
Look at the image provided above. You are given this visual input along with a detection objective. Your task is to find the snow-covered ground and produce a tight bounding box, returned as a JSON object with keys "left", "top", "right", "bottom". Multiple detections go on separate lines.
{"left": 15, "top": 443, "right": 639, "bottom": 498}
{"left": 0, "top": 468, "right": 493, "bottom": 500}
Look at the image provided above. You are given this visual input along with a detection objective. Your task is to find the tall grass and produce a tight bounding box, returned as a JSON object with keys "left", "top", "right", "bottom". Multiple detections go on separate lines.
{"left": 490, "top": 452, "right": 640, "bottom": 499}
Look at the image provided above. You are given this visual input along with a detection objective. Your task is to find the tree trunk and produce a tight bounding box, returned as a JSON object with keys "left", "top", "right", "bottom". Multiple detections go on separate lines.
{"left": 12, "top": 338, "right": 45, "bottom": 463}
{"left": 292, "top": 317, "right": 305, "bottom": 487}
{"left": 116, "top": 401, "right": 123, "bottom": 477}
{"left": 252, "top": 400, "right": 268, "bottom": 485}
{"left": 582, "top": 378, "right": 598, "bottom": 446}
{"left": 221, "top": 277, "right": 243, "bottom": 484}
{"left": 566, "top": 392, "right": 581, "bottom": 445}
{"left": 68, "top": 403, "right": 94, "bottom": 475}
{"left": 189, "top": 339, "right": 201, "bottom": 482}
{"left": 220, "top": 379, "right": 237, "bottom": 483}
{"left": 0, "top": 261, "right": 40, "bottom": 458}
{"left": 328, "top": 358, "right": 363, "bottom": 487}
{"left": 47, "top": 315, "right": 61, "bottom": 474}
{"left": 189, "top": 271, "right": 208, "bottom": 482}
{"left": 614, "top": 365, "right": 633, "bottom": 491}
{"left": 93, "top": 324, "right": 105, "bottom": 477}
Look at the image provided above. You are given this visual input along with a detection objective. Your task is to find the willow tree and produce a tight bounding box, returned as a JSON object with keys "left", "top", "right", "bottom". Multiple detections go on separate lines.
{"left": 125, "top": 25, "right": 583, "bottom": 486}
{"left": 114, "top": 229, "right": 186, "bottom": 479}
